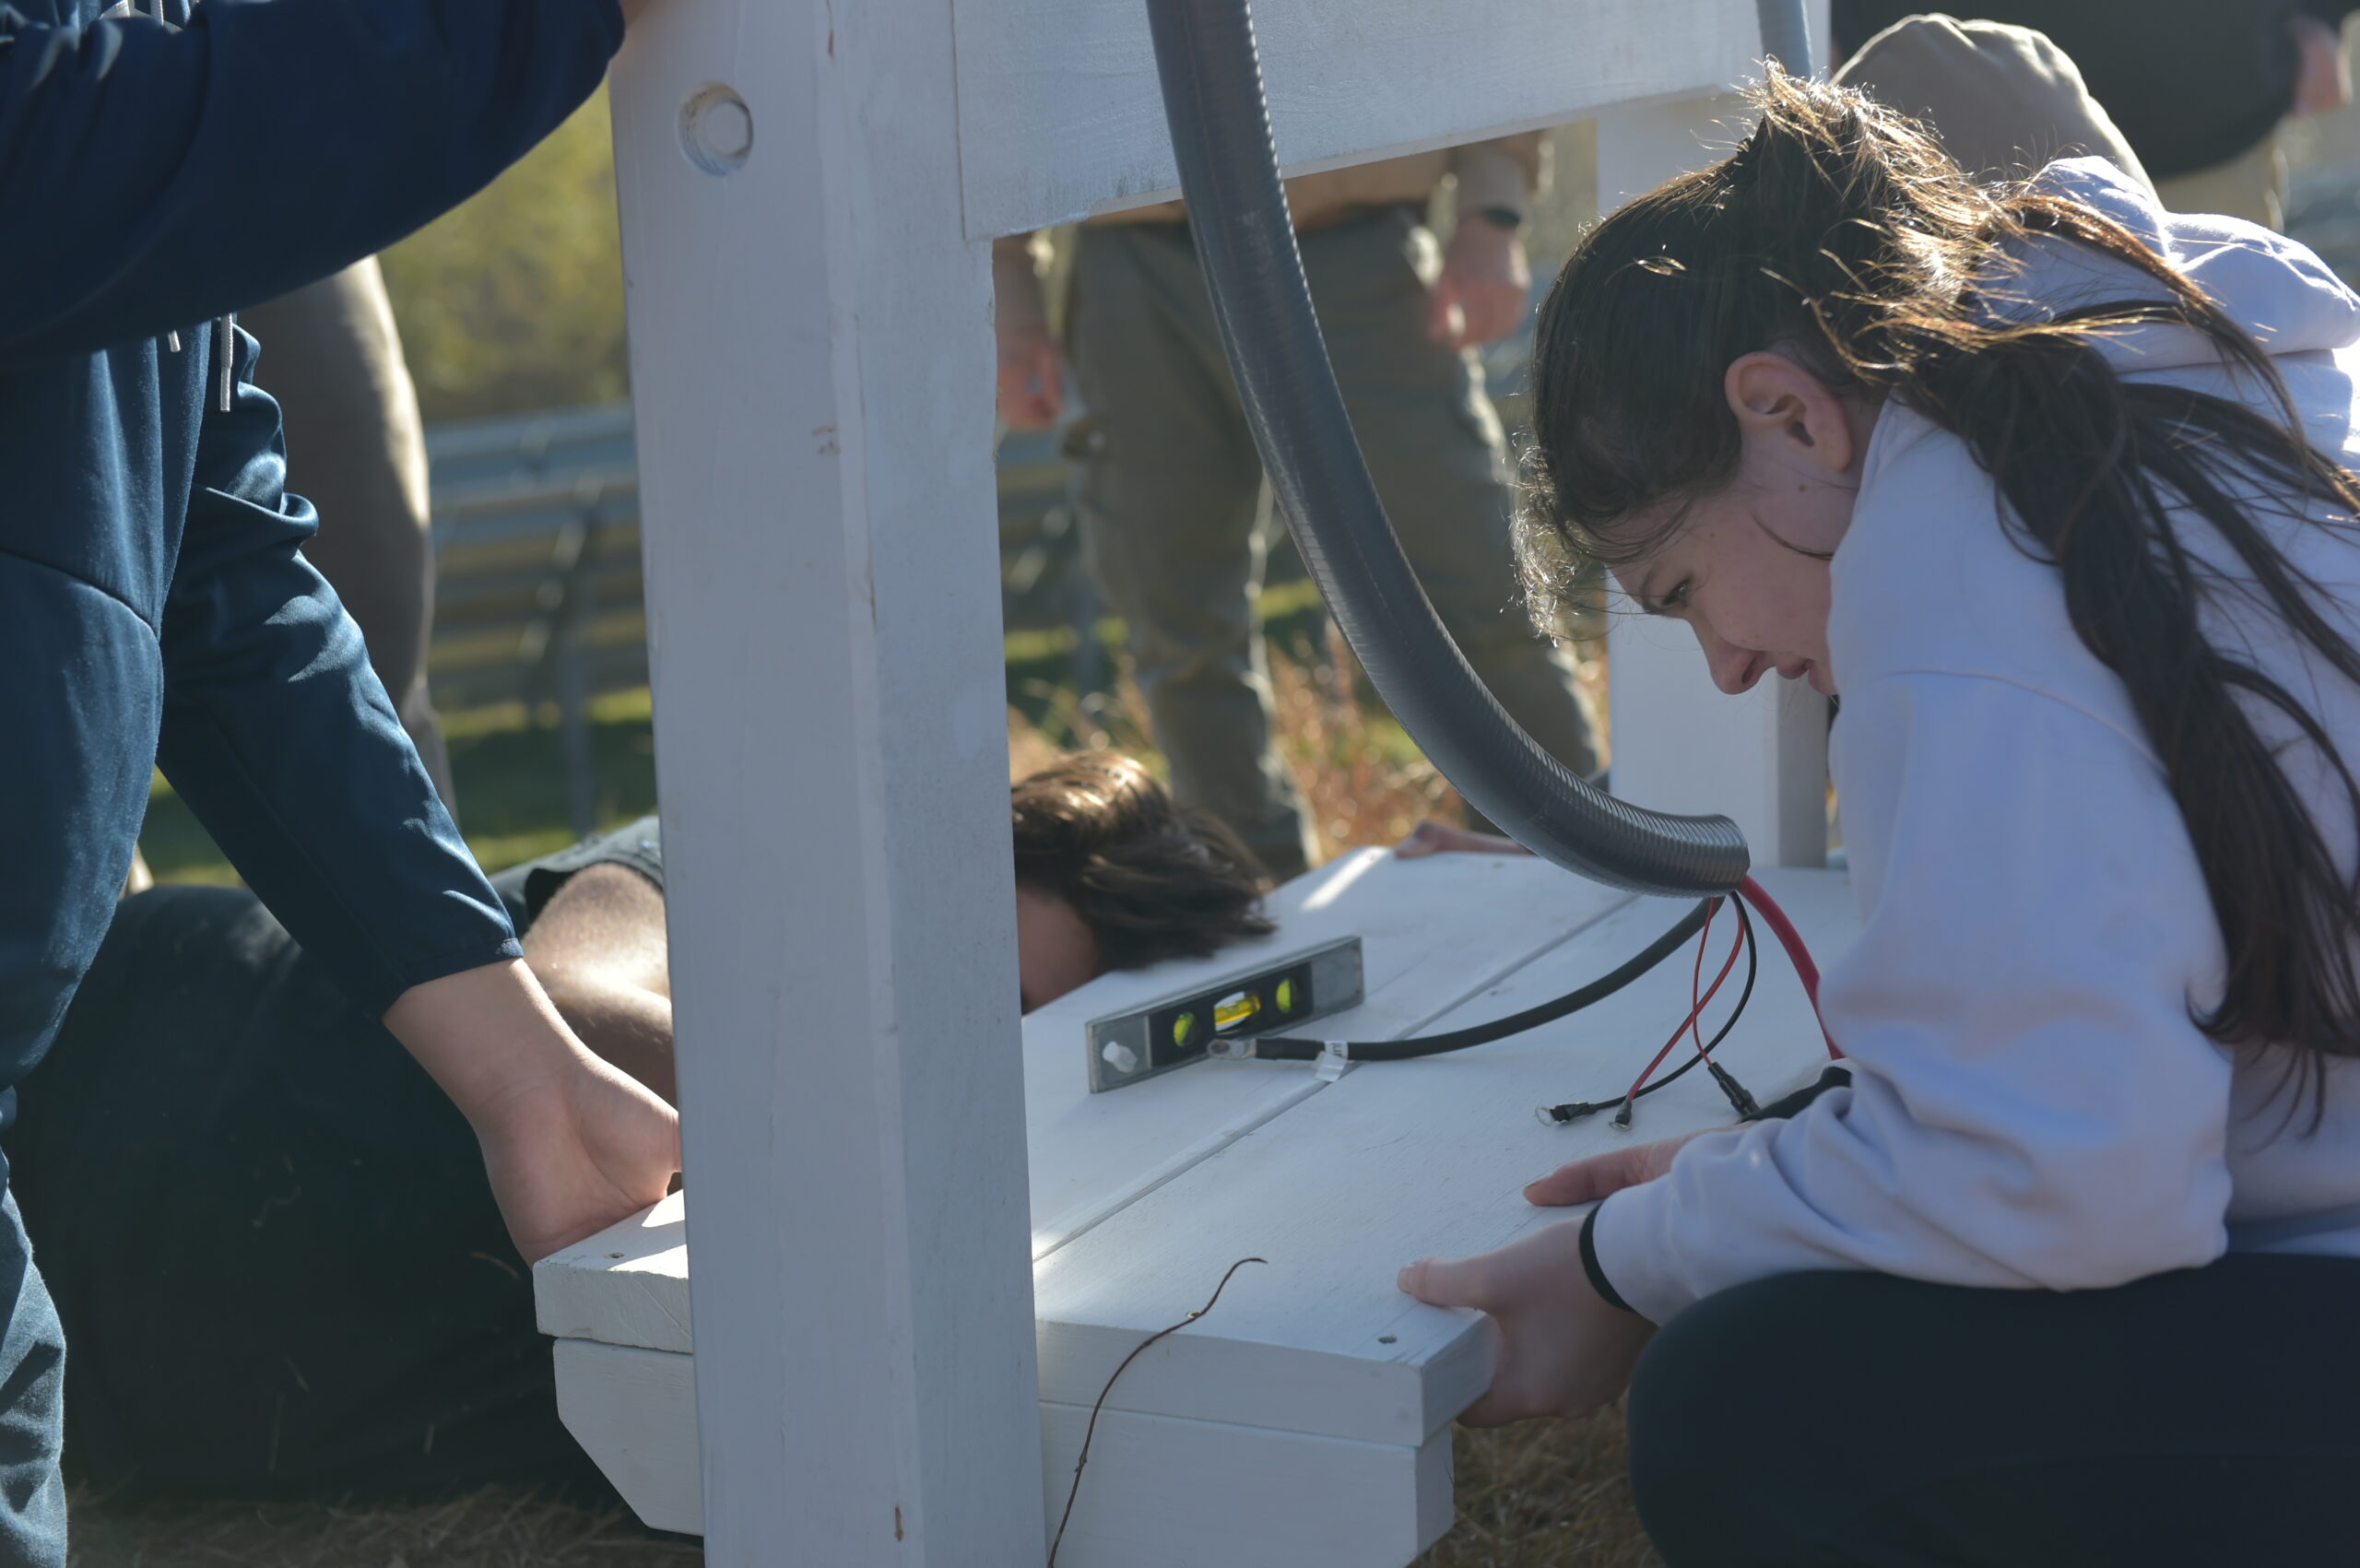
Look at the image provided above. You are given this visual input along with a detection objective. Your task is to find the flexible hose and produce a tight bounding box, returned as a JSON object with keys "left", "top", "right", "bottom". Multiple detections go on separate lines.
{"left": 1753, "top": 0, "right": 1815, "bottom": 74}
{"left": 1141, "top": 0, "right": 1752, "bottom": 894}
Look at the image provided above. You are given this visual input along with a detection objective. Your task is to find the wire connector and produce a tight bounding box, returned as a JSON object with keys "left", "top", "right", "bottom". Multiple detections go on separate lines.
{"left": 1707, "top": 1061, "right": 1761, "bottom": 1119}
{"left": 1538, "top": 1099, "right": 1613, "bottom": 1126}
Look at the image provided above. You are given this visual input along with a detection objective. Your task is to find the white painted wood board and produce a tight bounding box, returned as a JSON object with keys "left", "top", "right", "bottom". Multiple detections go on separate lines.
{"left": 607, "top": 0, "right": 1043, "bottom": 1556}
{"left": 551, "top": 1334, "right": 1453, "bottom": 1563}
{"left": 1594, "top": 91, "right": 1833, "bottom": 867}
{"left": 552, "top": 1338, "right": 702, "bottom": 1536}
{"left": 1022, "top": 848, "right": 1634, "bottom": 1259}
{"left": 538, "top": 849, "right": 1636, "bottom": 1355}
{"left": 1035, "top": 1397, "right": 1452, "bottom": 1568}
{"left": 1027, "top": 868, "right": 1860, "bottom": 1450}
{"left": 952, "top": 0, "right": 1777, "bottom": 237}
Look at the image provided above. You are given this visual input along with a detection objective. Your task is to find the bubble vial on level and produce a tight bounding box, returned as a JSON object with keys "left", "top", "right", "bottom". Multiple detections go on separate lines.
{"left": 1214, "top": 990, "right": 1261, "bottom": 1032}
{"left": 1275, "top": 977, "right": 1298, "bottom": 1013}
{"left": 1172, "top": 1012, "right": 1198, "bottom": 1048}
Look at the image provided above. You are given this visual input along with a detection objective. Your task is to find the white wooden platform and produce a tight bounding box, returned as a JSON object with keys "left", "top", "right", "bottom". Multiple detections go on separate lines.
{"left": 608, "top": 0, "right": 1833, "bottom": 1554}
{"left": 538, "top": 853, "right": 1858, "bottom": 1562}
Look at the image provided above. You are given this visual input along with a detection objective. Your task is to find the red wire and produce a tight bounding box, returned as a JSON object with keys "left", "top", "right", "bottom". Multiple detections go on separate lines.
{"left": 1687, "top": 897, "right": 1718, "bottom": 1062}
{"left": 1622, "top": 895, "right": 1748, "bottom": 1106}
{"left": 1737, "top": 875, "right": 1840, "bottom": 1059}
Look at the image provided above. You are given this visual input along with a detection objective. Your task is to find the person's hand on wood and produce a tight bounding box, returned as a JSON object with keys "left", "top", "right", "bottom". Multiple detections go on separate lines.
{"left": 1521, "top": 1128, "right": 1716, "bottom": 1207}
{"left": 1428, "top": 215, "right": 1530, "bottom": 349}
{"left": 1395, "top": 1130, "right": 1722, "bottom": 1423}
{"left": 386, "top": 960, "right": 682, "bottom": 1262}
{"left": 1398, "top": 1218, "right": 1654, "bottom": 1424}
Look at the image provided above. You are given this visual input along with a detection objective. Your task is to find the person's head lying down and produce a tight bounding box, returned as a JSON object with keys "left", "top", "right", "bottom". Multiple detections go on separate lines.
{"left": 500, "top": 751, "right": 1273, "bottom": 1102}
{"left": 1009, "top": 751, "right": 1273, "bottom": 1011}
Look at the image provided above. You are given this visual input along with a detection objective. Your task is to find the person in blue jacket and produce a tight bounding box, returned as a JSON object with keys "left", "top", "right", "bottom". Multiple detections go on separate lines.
{"left": 0, "top": 1, "right": 678, "bottom": 1558}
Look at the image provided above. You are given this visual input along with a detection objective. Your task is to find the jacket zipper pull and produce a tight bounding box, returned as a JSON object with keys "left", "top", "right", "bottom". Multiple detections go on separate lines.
{"left": 215, "top": 313, "right": 235, "bottom": 412}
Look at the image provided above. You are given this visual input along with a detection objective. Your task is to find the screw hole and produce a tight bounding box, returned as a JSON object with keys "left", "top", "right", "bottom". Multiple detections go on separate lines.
{"left": 608, "top": 1251, "right": 627, "bottom": 1260}
{"left": 679, "top": 83, "right": 754, "bottom": 177}
{"left": 1378, "top": 1335, "right": 1398, "bottom": 1345}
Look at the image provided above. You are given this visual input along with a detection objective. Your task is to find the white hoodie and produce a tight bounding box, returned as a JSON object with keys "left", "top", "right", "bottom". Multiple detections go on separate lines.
{"left": 1591, "top": 159, "right": 2360, "bottom": 1324}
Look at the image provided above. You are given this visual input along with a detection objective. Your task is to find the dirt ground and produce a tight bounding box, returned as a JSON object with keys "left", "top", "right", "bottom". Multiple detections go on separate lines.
{"left": 66, "top": 1406, "right": 1658, "bottom": 1567}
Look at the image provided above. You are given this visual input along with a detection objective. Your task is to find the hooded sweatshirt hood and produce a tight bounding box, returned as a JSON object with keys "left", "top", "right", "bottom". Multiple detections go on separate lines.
{"left": 2002, "top": 156, "right": 2360, "bottom": 371}
{"left": 1589, "top": 158, "right": 2360, "bottom": 1326}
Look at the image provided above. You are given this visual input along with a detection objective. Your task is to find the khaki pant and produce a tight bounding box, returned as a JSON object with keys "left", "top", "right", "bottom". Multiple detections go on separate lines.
{"left": 1068, "top": 207, "right": 1596, "bottom": 878}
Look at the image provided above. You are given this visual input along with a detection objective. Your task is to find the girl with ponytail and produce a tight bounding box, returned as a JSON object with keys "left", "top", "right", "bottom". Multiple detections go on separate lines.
{"left": 1400, "top": 64, "right": 2360, "bottom": 1564}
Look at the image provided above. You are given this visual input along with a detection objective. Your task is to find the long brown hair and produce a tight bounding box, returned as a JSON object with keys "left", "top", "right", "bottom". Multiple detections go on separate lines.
{"left": 1012, "top": 753, "right": 1274, "bottom": 971}
{"left": 1522, "top": 68, "right": 2360, "bottom": 1112}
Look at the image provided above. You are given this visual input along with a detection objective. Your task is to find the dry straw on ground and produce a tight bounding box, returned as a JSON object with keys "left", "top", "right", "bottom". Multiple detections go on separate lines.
{"left": 70, "top": 1408, "right": 1656, "bottom": 1568}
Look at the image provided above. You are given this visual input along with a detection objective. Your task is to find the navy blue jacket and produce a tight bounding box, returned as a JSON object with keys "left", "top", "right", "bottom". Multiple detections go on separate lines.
{"left": 0, "top": 0, "right": 623, "bottom": 1126}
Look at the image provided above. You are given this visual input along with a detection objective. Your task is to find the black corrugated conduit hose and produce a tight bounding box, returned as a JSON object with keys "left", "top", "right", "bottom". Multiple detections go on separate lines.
{"left": 1138, "top": 0, "right": 1814, "bottom": 896}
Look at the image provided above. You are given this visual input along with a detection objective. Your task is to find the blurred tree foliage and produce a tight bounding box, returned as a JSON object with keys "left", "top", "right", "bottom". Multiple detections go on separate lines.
{"left": 380, "top": 89, "right": 630, "bottom": 423}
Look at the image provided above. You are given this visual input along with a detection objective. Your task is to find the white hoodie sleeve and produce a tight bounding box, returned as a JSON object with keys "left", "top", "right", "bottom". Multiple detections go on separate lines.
{"left": 1589, "top": 668, "right": 2237, "bottom": 1324}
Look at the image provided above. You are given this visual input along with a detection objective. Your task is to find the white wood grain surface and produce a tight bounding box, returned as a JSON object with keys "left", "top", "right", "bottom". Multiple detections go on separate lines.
{"left": 551, "top": 1338, "right": 702, "bottom": 1536}
{"left": 608, "top": 0, "right": 1044, "bottom": 1557}
{"left": 548, "top": 863, "right": 1862, "bottom": 1563}
{"left": 538, "top": 850, "right": 1635, "bottom": 1354}
{"left": 1023, "top": 849, "right": 1634, "bottom": 1259}
{"left": 952, "top": 0, "right": 1776, "bottom": 237}
{"left": 550, "top": 1336, "right": 1456, "bottom": 1562}
{"left": 1026, "top": 869, "right": 1858, "bottom": 1451}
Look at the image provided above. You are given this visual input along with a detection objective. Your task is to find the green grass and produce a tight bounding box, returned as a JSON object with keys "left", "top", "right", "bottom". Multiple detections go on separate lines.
{"left": 138, "top": 690, "right": 660, "bottom": 885}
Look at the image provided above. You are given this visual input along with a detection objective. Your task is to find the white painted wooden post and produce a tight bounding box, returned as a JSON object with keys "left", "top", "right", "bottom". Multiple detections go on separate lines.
{"left": 608, "top": 0, "right": 1045, "bottom": 1562}
{"left": 1596, "top": 94, "right": 1830, "bottom": 867}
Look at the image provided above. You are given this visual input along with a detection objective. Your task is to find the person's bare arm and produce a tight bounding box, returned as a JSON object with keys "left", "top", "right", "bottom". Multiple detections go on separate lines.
{"left": 384, "top": 961, "right": 678, "bottom": 1262}
{"left": 521, "top": 863, "right": 677, "bottom": 1103}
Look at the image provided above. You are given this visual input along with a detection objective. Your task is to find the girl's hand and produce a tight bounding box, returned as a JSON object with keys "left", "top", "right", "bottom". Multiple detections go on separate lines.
{"left": 1522, "top": 1128, "right": 1713, "bottom": 1207}
{"left": 386, "top": 961, "right": 682, "bottom": 1261}
{"left": 472, "top": 1055, "right": 682, "bottom": 1264}
{"left": 1398, "top": 1218, "right": 1654, "bottom": 1424}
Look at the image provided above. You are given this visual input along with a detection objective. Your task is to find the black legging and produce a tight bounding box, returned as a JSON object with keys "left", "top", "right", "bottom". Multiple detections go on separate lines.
{"left": 1629, "top": 1252, "right": 2360, "bottom": 1566}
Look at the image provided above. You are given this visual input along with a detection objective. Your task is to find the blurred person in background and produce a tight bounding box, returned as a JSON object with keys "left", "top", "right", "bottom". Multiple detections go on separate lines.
{"left": 1834, "top": 3, "right": 2358, "bottom": 229}
{"left": 994, "top": 136, "right": 1601, "bottom": 881}
{"left": 242, "top": 261, "right": 458, "bottom": 812}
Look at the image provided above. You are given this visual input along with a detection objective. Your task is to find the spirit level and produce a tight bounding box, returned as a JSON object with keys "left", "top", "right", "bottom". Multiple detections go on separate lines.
{"left": 1084, "top": 937, "right": 1364, "bottom": 1092}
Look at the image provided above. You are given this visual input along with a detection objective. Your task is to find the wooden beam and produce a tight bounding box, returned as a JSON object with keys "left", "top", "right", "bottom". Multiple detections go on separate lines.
{"left": 1595, "top": 93, "right": 1831, "bottom": 867}
{"left": 952, "top": 0, "right": 1773, "bottom": 238}
{"left": 608, "top": 0, "right": 1044, "bottom": 1560}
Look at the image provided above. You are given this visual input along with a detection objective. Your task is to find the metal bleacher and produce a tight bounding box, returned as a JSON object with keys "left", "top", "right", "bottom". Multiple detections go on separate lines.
{"left": 424, "top": 404, "right": 1093, "bottom": 835}
{"left": 424, "top": 403, "right": 648, "bottom": 836}
{"left": 421, "top": 334, "right": 1550, "bottom": 836}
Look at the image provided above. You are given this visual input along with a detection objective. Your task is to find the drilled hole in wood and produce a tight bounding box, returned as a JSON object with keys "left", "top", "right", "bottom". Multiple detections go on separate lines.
{"left": 1378, "top": 1335, "right": 1397, "bottom": 1344}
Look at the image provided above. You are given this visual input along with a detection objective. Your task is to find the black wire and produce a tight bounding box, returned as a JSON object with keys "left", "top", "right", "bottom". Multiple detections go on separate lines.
{"left": 1543, "top": 894, "right": 1758, "bottom": 1125}
{"left": 1248, "top": 898, "right": 1717, "bottom": 1063}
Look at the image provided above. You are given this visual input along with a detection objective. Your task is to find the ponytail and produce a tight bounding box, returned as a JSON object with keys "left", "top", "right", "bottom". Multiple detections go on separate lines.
{"left": 1524, "top": 69, "right": 2360, "bottom": 1111}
